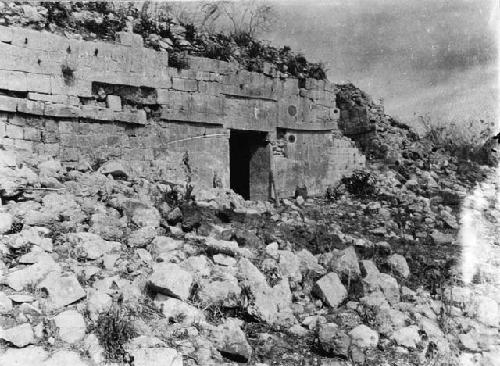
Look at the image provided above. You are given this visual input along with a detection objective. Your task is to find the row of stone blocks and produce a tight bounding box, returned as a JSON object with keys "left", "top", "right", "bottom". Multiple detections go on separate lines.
{"left": 0, "top": 25, "right": 340, "bottom": 130}
{"left": 0, "top": 25, "right": 336, "bottom": 98}
{"left": 0, "top": 94, "right": 146, "bottom": 125}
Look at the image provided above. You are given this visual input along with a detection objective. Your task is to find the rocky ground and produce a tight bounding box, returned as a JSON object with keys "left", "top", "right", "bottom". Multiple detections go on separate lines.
{"left": 0, "top": 120, "right": 499, "bottom": 366}
{"left": 0, "top": 3, "right": 499, "bottom": 365}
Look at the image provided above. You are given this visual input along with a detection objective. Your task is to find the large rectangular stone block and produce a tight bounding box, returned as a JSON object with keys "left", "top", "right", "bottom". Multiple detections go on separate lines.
{"left": 106, "top": 95, "right": 122, "bottom": 111}
{"left": 0, "top": 70, "right": 27, "bottom": 92}
{"left": 0, "top": 95, "right": 20, "bottom": 112}
{"left": 61, "top": 147, "right": 79, "bottom": 161}
{"left": 5, "top": 123, "right": 24, "bottom": 139}
{"left": 197, "top": 81, "right": 222, "bottom": 95}
{"left": 171, "top": 77, "right": 198, "bottom": 92}
{"left": 116, "top": 32, "right": 144, "bottom": 48}
{"left": 14, "top": 139, "right": 33, "bottom": 152}
{"left": 0, "top": 25, "right": 13, "bottom": 43}
{"left": 51, "top": 76, "right": 92, "bottom": 98}
{"left": 115, "top": 110, "right": 147, "bottom": 125}
{"left": 26, "top": 73, "right": 52, "bottom": 93}
{"left": 27, "top": 92, "right": 79, "bottom": 105}
{"left": 58, "top": 120, "right": 75, "bottom": 134}
{"left": 59, "top": 133, "right": 79, "bottom": 146}
{"left": 17, "top": 99, "right": 45, "bottom": 116}
{"left": 23, "top": 126, "right": 41, "bottom": 141}
{"left": 191, "top": 94, "right": 225, "bottom": 115}
{"left": 187, "top": 56, "right": 221, "bottom": 72}
{"left": 9, "top": 26, "right": 68, "bottom": 52}
{"left": 41, "top": 128, "right": 59, "bottom": 143}
{"left": 44, "top": 103, "right": 80, "bottom": 118}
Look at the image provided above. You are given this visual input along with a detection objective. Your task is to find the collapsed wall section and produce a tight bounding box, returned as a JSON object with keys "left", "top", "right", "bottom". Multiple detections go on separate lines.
{"left": 0, "top": 25, "right": 364, "bottom": 198}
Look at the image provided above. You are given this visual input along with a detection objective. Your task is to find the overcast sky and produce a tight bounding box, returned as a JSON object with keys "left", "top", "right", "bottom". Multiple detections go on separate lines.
{"left": 265, "top": 0, "right": 498, "bottom": 129}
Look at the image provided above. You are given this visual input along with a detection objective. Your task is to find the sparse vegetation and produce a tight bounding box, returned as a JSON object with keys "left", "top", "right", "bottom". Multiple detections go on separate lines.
{"left": 92, "top": 304, "right": 137, "bottom": 362}
{"left": 168, "top": 51, "right": 190, "bottom": 70}
{"left": 201, "top": 1, "right": 276, "bottom": 38}
{"left": 341, "top": 169, "right": 377, "bottom": 197}
{"left": 61, "top": 63, "right": 75, "bottom": 86}
{"left": 420, "top": 115, "right": 495, "bottom": 162}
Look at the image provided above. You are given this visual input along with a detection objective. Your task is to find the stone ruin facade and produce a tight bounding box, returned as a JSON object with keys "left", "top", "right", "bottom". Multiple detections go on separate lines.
{"left": 0, "top": 26, "right": 365, "bottom": 200}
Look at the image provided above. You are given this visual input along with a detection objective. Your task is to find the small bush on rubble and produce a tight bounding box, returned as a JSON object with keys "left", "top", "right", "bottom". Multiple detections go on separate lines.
{"left": 92, "top": 304, "right": 137, "bottom": 362}
{"left": 326, "top": 183, "right": 346, "bottom": 201}
{"left": 341, "top": 169, "right": 377, "bottom": 197}
{"left": 168, "top": 51, "right": 190, "bottom": 69}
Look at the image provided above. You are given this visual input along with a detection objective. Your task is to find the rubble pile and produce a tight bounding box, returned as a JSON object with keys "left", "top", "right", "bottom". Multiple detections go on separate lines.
{"left": 336, "top": 83, "right": 422, "bottom": 162}
{"left": 0, "top": 2, "right": 498, "bottom": 365}
{"left": 0, "top": 118, "right": 498, "bottom": 366}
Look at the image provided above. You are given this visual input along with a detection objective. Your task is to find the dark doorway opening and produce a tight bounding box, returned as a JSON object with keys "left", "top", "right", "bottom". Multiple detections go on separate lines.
{"left": 230, "top": 129, "right": 270, "bottom": 201}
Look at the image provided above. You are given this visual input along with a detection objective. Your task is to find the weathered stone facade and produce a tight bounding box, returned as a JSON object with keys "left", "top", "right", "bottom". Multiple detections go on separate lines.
{"left": 0, "top": 25, "right": 365, "bottom": 200}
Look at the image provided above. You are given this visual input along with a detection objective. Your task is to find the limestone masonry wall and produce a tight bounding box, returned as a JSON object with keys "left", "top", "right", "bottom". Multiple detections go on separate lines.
{"left": 0, "top": 25, "right": 365, "bottom": 199}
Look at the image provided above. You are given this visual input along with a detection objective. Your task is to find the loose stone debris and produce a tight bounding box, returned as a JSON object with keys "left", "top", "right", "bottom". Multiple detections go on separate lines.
{"left": 0, "top": 2, "right": 498, "bottom": 366}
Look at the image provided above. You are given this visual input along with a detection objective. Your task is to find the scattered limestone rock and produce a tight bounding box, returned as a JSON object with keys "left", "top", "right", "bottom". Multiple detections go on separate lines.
{"left": 374, "top": 305, "right": 407, "bottom": 336}
{"left": 68, "top": 232, "right": 120, "bottom": 260}
{"left": 19, "top": 227, "right": 53, "bottom": 252}
{"left": 349, "top": 324, "right": 379, "bottom": 349}
{"left": 313, "top": 272, "right": 347, "bottom": 308}
{"left": 197, "top": 277, "right": 241, "bottom": 307}
{"left": 265, "top": 242, "right": 279, "bottom": 259}
{"left": 318, "top": 322, "right": 350, "bottom": 358}
{"left": 154, "top": 295, "right": 205, "bottom": 325}
{"left": 182, "top": 255, "right": 212, "bottom": 279}
{"left": 131, "top": 207, "right": 160, "bottom": 228}
{"left": 128, "top": 226, "right": 157, "bottom": 247}
{"left": 7, "top": 255, "right": 60, "bottom": 291}
{"left": 86, "top": 289, "right": 112, "bottom": 321}
{"left": 0, "top": 150, "right": 16, "bottom": 168}
{"left": 376, "top": 273, "right": 400, "bottom": 304}
{"left": 430, "top": 230, "right": 454, "bottom": 245}
{"left": 278, "top": 250, "right": 302, "bottom": 283}
{"left": 0, "top": 346, "right": 48, "bottom": 365}
{"left": 213, "top": 253, "right": 237, "bottom": 267}
{"left": 0, "top": 212, "right": 13, "bottom": 234}
{"left": 0, "top": 323, "right": 35, "bottom": 347}
{"left": 152, "top": 236, "right": 183, "bottom": 255}
{"left": 387, "top": 254, "right": 410, "bottom": 278}
{"left": 289, "top": 324, "right": 309, "bottom": 337}
{"left": 238, "top": 258, "right": 295, "bottom": 326}
{"left": 83, "top": 333, "right": 106, "bottom": 365}
{"left": 131, "top": 347, "right": 183, "bottom": 366}
{"left": 296, "top": 249, "right": 326, "bottom": 276}
{"left": 38, "top": 159, "right": 63, "bottom": 179}
{"left": 327, "top": 246, "right": 361, "bottom": 281}
{"left": 37, "top": 272, "right": 86, "bottom": 310}
{"left": 0, "top": 291, "right": 13, "bottom": 314}
{"left": 54, "top": 309, "right": 86, "bottom": 343}
{"left": 98, "top": 160, "right": 130, "bottom": 179}
{"left": 205, "top": 237, "right": 253, "bottom": 258}
{"left": 89, "top": 211, "right": 126, "bottom": 241}
{"left": 43, "top": 350, "right": 89, "bottom": 366}
{"left": 419, "top": 317, "right": 443, "bottom": 339}
{"left": 213, "top": 318, "right": 252, "bottom": 362}
{"left": 391, "top": 325, "right": 421, "bottom": 348}
{"left": 470, "top": 295, "right": 499, "bottom": 327}
{"left": 148, "top": 263, "right": 193, "bottom": 300}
